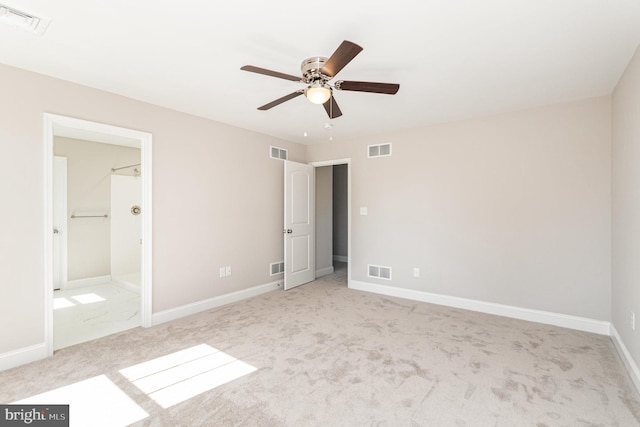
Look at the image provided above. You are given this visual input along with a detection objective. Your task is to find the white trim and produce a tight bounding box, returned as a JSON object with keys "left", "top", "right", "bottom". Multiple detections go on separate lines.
{"left": 316, "top": 266, "right": 335, "bottom": 277}
{"left": 114, "top": 280, "right": 140, "bottom": 294}
{"left": 53, "top": 156, "right": 68, "bottom": 288}
{"left": 610, "top": 325, "right": 640, "bottom": 394}
{"left": 152, "top": 281, "right": 282, "bottom": 325}
{"left": 310, "top": 158, "right": 351, "bottom": 168}
{"left": 62, "top": 275, "right": 112, "bottom": 290}
{"left": 44, "top": 117, "right": 54, "bottom": 357}
{"left": 140, "top": 129, "right": 153, "bottom": 328}
{"left": 0, "top": 343, "right": 48, "bottom": 372}
{"left": 44, "top": 114, "right": 153, "bottom": 360}
{"left": 333, "top": 255, "right": 348, "bottom": 262}
{"left": 349, "top": 280, "right": 610, "bottom": 335}
{"left": 309, "top": 158, "right": 351, "bottom": 285}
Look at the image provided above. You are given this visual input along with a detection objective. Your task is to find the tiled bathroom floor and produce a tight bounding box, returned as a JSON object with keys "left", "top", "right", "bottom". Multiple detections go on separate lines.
{"left": 53, "top": 283, "right": 140, "bottom": 350}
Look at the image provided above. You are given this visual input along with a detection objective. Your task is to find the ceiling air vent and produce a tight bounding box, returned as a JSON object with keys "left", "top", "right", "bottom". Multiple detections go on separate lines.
{"left": 368, "top": 143, "right": 392, "bottom": 158}
{"left": 0, "top": 4, "right": 50, "bottom": 35}
{"left": 270, "top": 146, "right": 288, "bottom": 160}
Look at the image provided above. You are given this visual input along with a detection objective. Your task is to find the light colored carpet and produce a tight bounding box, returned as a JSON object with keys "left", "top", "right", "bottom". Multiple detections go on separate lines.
{"left": 1, "top": 267, "right": 639, "bottom": 426}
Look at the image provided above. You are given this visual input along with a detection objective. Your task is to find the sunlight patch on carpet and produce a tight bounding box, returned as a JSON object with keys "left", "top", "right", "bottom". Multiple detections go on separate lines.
{"left": 13, "top": 375, "right": 149, "bottom": 426}
{"left": 120, "top": 344, "right": 257, "bottom": 408}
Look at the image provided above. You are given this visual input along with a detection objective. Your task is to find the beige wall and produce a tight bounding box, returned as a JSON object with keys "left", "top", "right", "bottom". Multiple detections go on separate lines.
{"left": 308, "top": 96, "right": 612, "bottom": 320}
{"left": 54, "top": 137, "right": 140, "bottom": 281}
{"left": 315, "top": 166, "right": 333, "bottom": 273}
{"left": 0, "top": 58, "right": 619, "bottom": 361}
{"left": 0, "top": 63, "right": 304, "bottom": 353}
{"left": 612, "top": 44, "right": 640, "bottom": 367}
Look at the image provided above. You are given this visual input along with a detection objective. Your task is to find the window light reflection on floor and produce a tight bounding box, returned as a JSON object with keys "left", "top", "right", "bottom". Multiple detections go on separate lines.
{"left": 71, "top": 293, "right": 106, "bottom": 304}
{"left": 13, "top": 375, "right": 149, "bottom": 427}
{"left": 53, "top": 297, "right": 75, "bottom": 309}
{"left": 119, "top": 344, "right": 257, "bottom": 408}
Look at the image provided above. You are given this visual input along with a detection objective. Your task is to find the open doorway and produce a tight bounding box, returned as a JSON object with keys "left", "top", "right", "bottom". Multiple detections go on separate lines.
{"left": 44, "top": 114, "right": 153, "bottom": 356}
{"left": 53, "top": 138, "right": 140, "bottom": 349}
{"left": 313, "top": 159, "right": 351, "bottom": 285}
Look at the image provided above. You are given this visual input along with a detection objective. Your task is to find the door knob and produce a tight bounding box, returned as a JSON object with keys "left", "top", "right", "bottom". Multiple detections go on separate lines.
{"left": 53, "top": 228, "right": 59, "bottom": 234}
{"left": 283, "top": 229, "right": 293, "bottom": 234}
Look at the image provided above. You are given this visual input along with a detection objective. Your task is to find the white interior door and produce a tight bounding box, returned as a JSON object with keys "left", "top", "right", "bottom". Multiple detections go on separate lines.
{"left": 284, "top": 160, "right": 315, "bottom": 290}
{"left": 52, "top": 156, "right": 67, "bottom": 290}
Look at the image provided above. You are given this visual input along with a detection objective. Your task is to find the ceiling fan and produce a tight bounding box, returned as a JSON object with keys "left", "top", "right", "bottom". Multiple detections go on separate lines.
{"left": 240, "top": 40, "right": 400, "bottom": 119}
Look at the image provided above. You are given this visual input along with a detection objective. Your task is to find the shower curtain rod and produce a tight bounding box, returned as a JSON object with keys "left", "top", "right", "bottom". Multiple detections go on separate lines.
{"left": 111, "top": 163, "right": 141, "bottom": 172}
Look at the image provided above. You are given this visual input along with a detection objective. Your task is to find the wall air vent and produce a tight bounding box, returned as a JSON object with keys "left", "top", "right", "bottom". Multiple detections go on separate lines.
{"left": 270, "top": 261, "right": 285, "bottom": 276}
{"left": 0, "top": 4, "right": 50, "bottom": 36}
{"left": 270, "top": 146, "right": 288, "bottom": 160}
{"left": 368, "top": 264, "right": 392, "bottom": 280}
{"left": 368, "top": 143, "right": 392, "bottom": 158}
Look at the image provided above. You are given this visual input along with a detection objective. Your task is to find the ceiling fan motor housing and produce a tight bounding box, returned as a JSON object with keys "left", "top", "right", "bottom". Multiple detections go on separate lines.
{"left": 301, "top": 57, "right": 328, "bottom": 83}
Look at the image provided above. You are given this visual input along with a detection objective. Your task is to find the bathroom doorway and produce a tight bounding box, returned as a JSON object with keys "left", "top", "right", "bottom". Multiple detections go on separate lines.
{"left": 44, "top": 114, "right": 152, "bottom": 355}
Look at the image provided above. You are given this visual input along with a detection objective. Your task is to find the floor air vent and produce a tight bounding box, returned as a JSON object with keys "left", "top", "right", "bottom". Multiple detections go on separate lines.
{"left": 270, "top": 261, "right": 285, "bottom": 276}
{"left": 368, "top": 264, "right": 392, "bottom": 280}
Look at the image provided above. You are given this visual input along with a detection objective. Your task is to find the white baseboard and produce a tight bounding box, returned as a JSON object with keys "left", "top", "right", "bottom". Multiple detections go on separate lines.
{"left": 112, "top": 274, "right": 141, "bottom": 294}
{"left": 333, "top": 255, "right": 348, "bottom": 263}
{"left": 610, "top": 325, "right": 640, "bottom": 394}
{"left": 349, "top": 280, "right": 610, "bottom": 335}
{"left": 152, "top": 280, "right": 282, "bottom": 326}
{"left": 62, "top": 275, "right": 111, "bottom": 290}
{"left": 114, "top": 281, "right": 140, "bottom": 294}
{"left": 0, "top": 343, "right": 48, "bottom": 372}
{"left": 316, "top": 266, "right": 335, "bottom": 277}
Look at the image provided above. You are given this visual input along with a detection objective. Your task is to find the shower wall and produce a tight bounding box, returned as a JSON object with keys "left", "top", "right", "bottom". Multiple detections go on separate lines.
{"left": 110, "top": 175, "right": 141, "bottom": 290}
{"left": 53, "top": 137, "right": 140, "bottom": 282}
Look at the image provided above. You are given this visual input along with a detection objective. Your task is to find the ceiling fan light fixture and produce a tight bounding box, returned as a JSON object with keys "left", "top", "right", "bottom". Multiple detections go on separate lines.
{"left": 305, "top": 82, "right": 331, "bottom": 105}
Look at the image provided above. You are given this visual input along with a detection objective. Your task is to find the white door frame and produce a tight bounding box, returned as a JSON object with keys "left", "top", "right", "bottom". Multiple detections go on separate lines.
{"left": 43, "top": 113, "right": 153, "bottom": 357}
{"left": 52, "top": 156, "right": 68, "bottom": 289}
{"left": 309, "top": 158, "right": 352, "bottom": 286}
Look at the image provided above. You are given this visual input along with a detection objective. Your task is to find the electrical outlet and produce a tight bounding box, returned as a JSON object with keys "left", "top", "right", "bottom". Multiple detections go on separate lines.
{"left": 632, "top": 312, "right": 636, "bottom": 331}
{"left": 225, "top": 266, "right": 232, "bottom": 276}
{"left": 219, "top": 267, "right": 225, "bottom": 278}
{"left": 413, "top": 268, "right": 420, "bottom": 278}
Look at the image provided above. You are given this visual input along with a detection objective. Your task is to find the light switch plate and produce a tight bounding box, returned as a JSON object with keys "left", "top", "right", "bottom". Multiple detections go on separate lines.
{"left": 360, "top": 207, "right": 368, "bottom": 215}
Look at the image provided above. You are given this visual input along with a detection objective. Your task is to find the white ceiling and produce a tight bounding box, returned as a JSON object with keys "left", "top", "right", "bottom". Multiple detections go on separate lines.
{"left": 1, "top": 1, "right": 640, "bottom": 145}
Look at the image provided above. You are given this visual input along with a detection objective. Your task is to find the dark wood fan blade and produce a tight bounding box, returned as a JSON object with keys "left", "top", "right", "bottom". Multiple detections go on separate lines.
{"left": 323, "top": 95, "right": 343, "bottom": 119}
{"left": 258, "top": 90, "right": 304, "bottom": 110}
{"left": 321, "top": 40, "right": 363, "bottom": 78}
{"left": 336, "top": 80, "right": 400, "bottom": 94}
{"left": 241, "top": 65, "right": 302, "bottom": 82}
